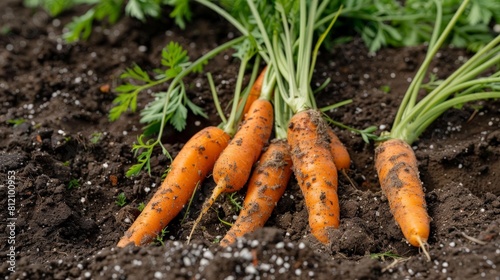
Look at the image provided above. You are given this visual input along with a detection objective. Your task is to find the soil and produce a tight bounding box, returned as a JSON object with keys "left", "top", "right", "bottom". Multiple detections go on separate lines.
{"left": 1, "top": 1, "right": 499, "bottom": 279}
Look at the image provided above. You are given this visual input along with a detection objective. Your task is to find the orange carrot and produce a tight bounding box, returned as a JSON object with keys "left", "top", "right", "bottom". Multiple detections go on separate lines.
{"left": 220, "top": 139, "right": 292, "bottom": 247}
{"left": 287, "top": 109, "right": 339, "bottom": 244}
{"left": 117, "top": 126, "right": 230, "bottom": 247}
{"left": 242, "top": 66, "right": 267, "bottom": 115}
{"left": 326, "top": 126, "right": 350, "bottom": 170}
{"left": 187, "top": 98, "right": 274, "bottom": 242}
{"left": 374, "top": 138, "right": 430, "bottom": 250}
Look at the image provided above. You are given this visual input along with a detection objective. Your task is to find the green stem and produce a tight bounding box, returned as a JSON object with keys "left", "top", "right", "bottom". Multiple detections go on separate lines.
{"left": 195, "top": 0, "right": 248, "bottom": 36}
{"left": 392, "top": 0, "right": 470, "bottom": 128}
{"left": 206, "top": 72, "right": 227, "bottom": 125}
{"left": 259, "top": 65, "right": 276, "bottom": 101}
{"left": 246, "top": 0, "right": 289, "bottom": 107}
{"left": 396, "top": 38, "right": 500, "bottom": 134}
{"left": 310, "top": 7, "right": 342, "bottom": 83}
{"left": 224, "top": 53, "right": 252, "bottom": 136}
{"left": 407, "top": 92, "right": 500, "bottom": 144}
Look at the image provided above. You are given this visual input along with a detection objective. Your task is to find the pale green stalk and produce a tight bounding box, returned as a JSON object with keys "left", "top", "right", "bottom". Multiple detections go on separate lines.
{"left": 393, "top": 0, "right": 468, "bottom": 127}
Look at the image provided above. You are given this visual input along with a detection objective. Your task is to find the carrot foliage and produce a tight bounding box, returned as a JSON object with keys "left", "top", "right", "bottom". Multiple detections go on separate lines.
{"left": 113, "top": 37, "right": 246, "bottom": 177}
{"left": 382, "top": 0, "right": 500, "bottom": 145}
{"left": 26, "top": 0, "right": 500, "bottom": 52}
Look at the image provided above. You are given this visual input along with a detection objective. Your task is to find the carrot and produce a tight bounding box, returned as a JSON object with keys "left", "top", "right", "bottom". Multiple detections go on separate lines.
{"left": 220, "top": 139, "right": 292, "bottom": 247}
{"left": 370, "top": 0, "right": 500, "bottom": 261}
{"left": 326, "top": 126, "right": 350, "bottom": 170}
{"left": 287, "top": 109, "right": 339, "bottom": 244}
{"left": 242, "top": 66, "right": 267, "bottom": 115}
{"left": 374, "top": 139, "right": 430, "bottom": 248}
{"left": 187, "top": 98, "right": 274, "bottom": 242}
{"left": 117, "top": 126, "right": 230, "bottom": 247}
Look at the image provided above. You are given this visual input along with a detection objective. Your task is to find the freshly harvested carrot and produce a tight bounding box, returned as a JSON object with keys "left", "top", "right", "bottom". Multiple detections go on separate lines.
{"left": 326, "top": 126, "right": 350, "bottom": 170}
{"left": 187, "top": 98, "right": 274, "bottom": 242}
{"left": 369, "top": 1, "right": 500, "bottom": 261}
{"left": 117, "top": 126, "right": 230, "bottom": 247}
{"left": 374, "top": 138, "right": 430, "bottom": 248}
{"left": 287, "top": 109, "right": 339, "bottom": 244}
{"left": 220, "top": 139, "right": 293, "bottom": 247}
{"left": 242, "top": 66, "right": 267, "bottom": 115}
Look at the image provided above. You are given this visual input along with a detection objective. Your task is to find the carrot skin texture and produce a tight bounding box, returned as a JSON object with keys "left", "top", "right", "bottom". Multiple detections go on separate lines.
{"left": 243, "top": 66, "right": 267, "bottom": 115}
{"left": 220, "top": 139, "right": 293, "bottom": 247}
{"left": 375, "top": 138, "right": 430, "bottom": 247}
{"left": 117, "top": 126, "right": 230, "bottom": 247}
{"left": 213, "top": 98, "right": 274, "bottom": 193}
{"left": 287, "top": 110, "right": 340, "bottom": 244}
{"left": 188, "top": 98, "right": 274, "bottom": 242}
{"left": 326, "top": 127, "right": 351, "bottom": 170}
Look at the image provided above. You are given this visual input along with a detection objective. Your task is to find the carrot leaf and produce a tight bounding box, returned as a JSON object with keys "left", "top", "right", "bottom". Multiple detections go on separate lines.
{"left": 125, "top": 0, "right": 161, "bottom": 21}
{"left": 119, "top": 36, "right": 246, "bottom": 176}
{"left": 164, "top": 0, "right": 192, "bottom": 29}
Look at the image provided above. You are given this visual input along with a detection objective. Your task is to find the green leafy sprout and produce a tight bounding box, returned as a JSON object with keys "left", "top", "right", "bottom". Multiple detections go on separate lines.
{"left": 137, "top": 202, "right": 146, "bottom": 212}
{"left": 115, "top": 192, "right": 127, "bottom": 207}
{"left": 90, "top": 132, "right": 103, "bottom": 144}
{"left": 370, "top": 251, "right": 402, "bottom": 261}
{"left": 7, "top": 118, "right": 27, "bottom": 127}
{"left": 227, "top": 193, "right": 243, "bottom": 211}
{"left": 67, "top": 178, "right": 80, "bottom": 190}
{"left": 154, "top": 227, "right": 169, "bottom": 246}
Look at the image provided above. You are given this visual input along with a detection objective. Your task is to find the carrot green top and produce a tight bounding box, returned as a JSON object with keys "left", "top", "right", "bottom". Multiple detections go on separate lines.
{"left": 385, "top": 0, "right": 500, "bottom": 145}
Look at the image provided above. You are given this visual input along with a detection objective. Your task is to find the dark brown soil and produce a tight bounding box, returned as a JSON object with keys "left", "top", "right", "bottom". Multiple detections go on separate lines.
{"left": 1, "top": 1, "right": 499, "bottom": 279}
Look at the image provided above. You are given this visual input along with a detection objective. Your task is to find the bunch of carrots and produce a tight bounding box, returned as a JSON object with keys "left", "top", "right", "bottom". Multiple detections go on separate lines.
{"left": 117, "top": 0, "right": 500, "bottom": 262}
{"left": 118, "top": 0, "right": 350, "bottom": 248}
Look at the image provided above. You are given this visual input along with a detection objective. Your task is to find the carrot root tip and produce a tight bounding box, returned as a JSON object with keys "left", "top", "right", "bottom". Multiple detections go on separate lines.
{"left": 416, "top": 236, "right": 431, "bottom": 262}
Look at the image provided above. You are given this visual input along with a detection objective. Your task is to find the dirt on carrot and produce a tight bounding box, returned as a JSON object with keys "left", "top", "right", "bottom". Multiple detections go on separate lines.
{"left": 187, "top": 98, "right": 274, "bottom": 242}
{"left": 374, "top": 138, "right": 430, "bottom": 251}
{"left": 287, "top": 109, "right": 340, "bottom": 244}
{"left": 220, "top": 139, "right": 293, "bottom": 246}
{"left": 117, "top": 126, "right": 230, "bottom": 247}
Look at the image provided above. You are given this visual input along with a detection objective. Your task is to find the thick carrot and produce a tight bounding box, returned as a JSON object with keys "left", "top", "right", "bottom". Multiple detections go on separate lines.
{"left": 287, "top": 109, "right": 339, "bottom": 244}
{"left": 117, "top": 126, "right": 230, "bottom": 247}
{"left": 242, "top": 66, "right": 267, "bottom": 115}
{"left": 374, "top": 138, "right": 430, "bottom": 249}
{"left": 220, "top": 139, "right": 293, "bottom": 247}
{"left": 326, "top": 126, "right": 350, "bottom": 170}
{"left": 187, "top": 98, "right": 274, "bottom": 242}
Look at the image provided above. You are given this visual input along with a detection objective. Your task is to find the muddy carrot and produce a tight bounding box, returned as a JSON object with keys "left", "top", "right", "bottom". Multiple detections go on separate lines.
{"left": 187, "top": 98, "right": 274, "bottom": 243}
{"left": 220, "top": 139, "right": 293, "bottom": 247}
{"left": 374, "top": 138, "right": 430, "bottom": 248}
{"left": 117, "top": 126, "right": 230, "bottom": 247}
{"left": 370, "top": 0, "right": 500, "bottom": 261}
{"left": 287, "top": 109, "right": 340, "bottom": 244}
{"left": 245, "top": 0, "right": 344, "bottom": 244}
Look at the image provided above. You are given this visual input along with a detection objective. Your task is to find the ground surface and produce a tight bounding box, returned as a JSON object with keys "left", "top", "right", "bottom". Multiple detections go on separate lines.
{"left": 1, "top": 1, "right": 499, "bottom": 279}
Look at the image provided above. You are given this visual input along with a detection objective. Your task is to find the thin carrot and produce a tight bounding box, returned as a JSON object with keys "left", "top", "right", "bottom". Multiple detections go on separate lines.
{"left": 371, "top": 0, "right": 500, "bottom": 261}
{"left": 187, "top": 98, "right": 274, "bottom": 243}
{"left": 220, "top": 139, "right": 292, "bottom": 247}
{"left": 374, "top": 138, "right": 430, "bottom": 249}
{"left": 287, "top": 109, "right": 339, "bottom": 244}
{"left": 117, "top": 126, "right": 230, "bottom": 247}
{"left": 326, "top": 126, "right": 350, "bottom": 170}
{"left": 242, "top": 66, "right": 267, "bottom": 115}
